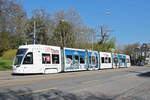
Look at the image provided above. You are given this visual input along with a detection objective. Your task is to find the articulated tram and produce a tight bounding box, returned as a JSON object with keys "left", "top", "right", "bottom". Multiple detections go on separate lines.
{"left": 12, "top": 44, "right": 131, "bottom": 74}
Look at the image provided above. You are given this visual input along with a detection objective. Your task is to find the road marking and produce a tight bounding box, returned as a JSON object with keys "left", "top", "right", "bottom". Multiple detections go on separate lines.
{"left": 17, "top": 88, "right": 56, "bottom": 96}
{"left": 81, "top": 80, "right": 99, "bottom": 85}
{"left": 0, "top": 67, "right": 144, "bottom": 87}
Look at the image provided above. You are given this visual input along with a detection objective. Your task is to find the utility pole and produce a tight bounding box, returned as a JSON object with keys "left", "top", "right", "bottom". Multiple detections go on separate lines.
{"left": 33, "top": 21, "right": 36, "bottom": 45}
{"left": 92, "top": 32, "right": 93, "bottom": 50}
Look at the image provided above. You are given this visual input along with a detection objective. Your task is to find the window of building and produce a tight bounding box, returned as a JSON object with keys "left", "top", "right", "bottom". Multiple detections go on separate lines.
{"left": 80, "top": 56, "right": 85, "bottom": 64}
{"left": 52, "top": 54, "right": 59, "bottom": 64}
{"left": 42, "top": 54, "right": 51, "bottom": 64}
{"left": 23, "top": 52, "right": 33, "bottom": 64}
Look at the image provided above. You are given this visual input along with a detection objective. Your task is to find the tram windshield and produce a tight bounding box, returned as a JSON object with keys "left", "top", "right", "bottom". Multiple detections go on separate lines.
{"left": 14, "top": 49, "right": 28, "bottom": 65}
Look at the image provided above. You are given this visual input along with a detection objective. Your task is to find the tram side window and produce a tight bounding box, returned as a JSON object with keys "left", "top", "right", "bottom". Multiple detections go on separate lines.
{"left": 101, "top": 57, "right": 104, "bottom": 63}
{"left": 89, "top": 56, "right": 91, "bottom": 64}
{"left": 96, "top": 57, "right": 98, "bottom": 63}
{"left": 23, "top": 52, "right": 33, "bottom": 64}
{"left": 74, "top": 55, "right": 79, "bottom": 61}
{"left": 42, "top": 54, "right": 51, "bottom": 64}
{"left": 127, "top": 59, "right": 130, "bottom": 63}
{"left": 120, "top": 58, "right": 122, "bottom": 63}
{"left": 105, "top": 57, "right": 109, "bottom": 63}
{"left": 109, "top": 58, "right": 111, "bottom": 63}
{"left": 80, "top": 56, "right": 85, "bottom": 64}
{"left": 122, "top": 58, "right": 125, "bottom": 63}
{"left": 52, "top": 54, "right": 59, "bottom": 64}
{"left": 66, "top": 55, "right": 72, "bottom": 60}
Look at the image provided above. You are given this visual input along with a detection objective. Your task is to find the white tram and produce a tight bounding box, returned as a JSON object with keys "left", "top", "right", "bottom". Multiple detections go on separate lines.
{"left": 12, "top": 45, "right": 61, "bottom": 74}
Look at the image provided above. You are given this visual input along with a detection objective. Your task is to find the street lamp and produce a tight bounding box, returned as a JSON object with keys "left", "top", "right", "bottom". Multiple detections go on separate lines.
{"left": 33, "top": 21, "right": 36, "bottom": 45}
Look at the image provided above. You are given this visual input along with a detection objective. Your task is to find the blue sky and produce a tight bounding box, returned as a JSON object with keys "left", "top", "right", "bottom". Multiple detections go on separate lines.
{"left": 20, "top": 0, "right": 150, "bottom": 45}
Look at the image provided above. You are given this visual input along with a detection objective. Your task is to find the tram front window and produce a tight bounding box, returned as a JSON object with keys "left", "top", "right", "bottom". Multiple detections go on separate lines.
{"left": 14, "top": 49, "right": 28, "bottom": 65}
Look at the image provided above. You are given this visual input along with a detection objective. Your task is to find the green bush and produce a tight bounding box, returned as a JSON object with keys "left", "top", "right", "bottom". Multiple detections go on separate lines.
{"left": 0, "top": 57, "right": 13, "bottom": 70}
{"left": 2, "top": 49, "right": 17, "bottom": 60}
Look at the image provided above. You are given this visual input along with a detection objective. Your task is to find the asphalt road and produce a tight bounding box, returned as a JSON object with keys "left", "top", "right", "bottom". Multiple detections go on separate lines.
{"left": 0, "top": 66, "right": 150, "bottom": 100}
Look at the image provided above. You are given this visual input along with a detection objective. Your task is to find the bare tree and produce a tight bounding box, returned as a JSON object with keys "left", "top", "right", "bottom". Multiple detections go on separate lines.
{"left": 53, "top": 9, "right": 83, "bottom": 47}
{"left": 25, "top": 8, "right": 53, "bottom": 44}
{"left": 96, "top": 25, "right": 114, "bottom": 45}
{"left": 122, "top": 43, "right": 141, "bottom": 55}
{"left": 52, "top": 20, "right": 76, "bottom": 48}
{"left": 0, "top": 0, "right": 26, "bottom": 53}
{"left": 93, "top": 25, "right": 116, "bottom": 52}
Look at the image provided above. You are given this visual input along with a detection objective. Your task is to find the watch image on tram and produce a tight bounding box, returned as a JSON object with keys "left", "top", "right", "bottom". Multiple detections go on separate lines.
{"left": 87, "top": 50, "right": 99, "bottom": 70}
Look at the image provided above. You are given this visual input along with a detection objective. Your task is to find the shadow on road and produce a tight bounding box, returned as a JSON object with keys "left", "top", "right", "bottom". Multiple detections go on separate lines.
{"left": 126, "top": 70, "right": 143, "bottom": 74}
{"left": 0, "top": 89, "right": 112, "bottom": 100}
{"left": 126, "top": 70, "right": 150, "bottom": 78}
{"left": 137, "top": 72, "right": 150, "bottom": 78}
